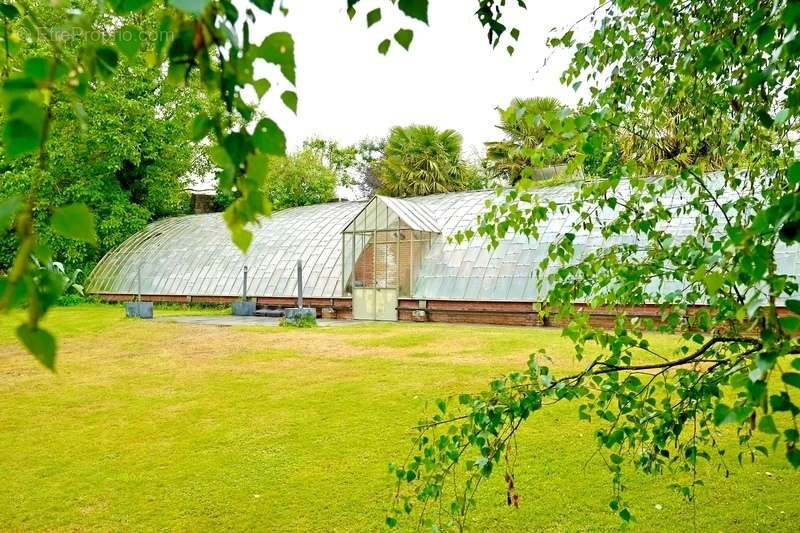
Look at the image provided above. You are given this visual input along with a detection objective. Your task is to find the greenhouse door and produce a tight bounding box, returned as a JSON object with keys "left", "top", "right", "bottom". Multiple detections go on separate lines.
{"left": 352, "top": 288, "right": 398, "bottom": 321}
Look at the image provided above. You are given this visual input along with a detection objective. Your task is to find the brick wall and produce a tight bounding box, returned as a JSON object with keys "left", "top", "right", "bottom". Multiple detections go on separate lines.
{"left": 190, "top": 193, "right": 217, "bottom": 214}
{"left": 94, "top": 293, "right": 794, "bottom": 329}
{"left": 353, "top": 244, "right": 375, "bottom": 288}
{"left": 351, "top": 231, "right": 417, "bottom": 295}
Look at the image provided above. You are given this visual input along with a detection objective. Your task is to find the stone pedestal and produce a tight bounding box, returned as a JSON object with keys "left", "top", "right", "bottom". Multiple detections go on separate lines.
{"left": 126, "top": 302, "right": 153, "bottom": 319}
{"left": 232, "top": 301, "right": 256, "bottom": 316}
{"left": 284, "top": 307, "right": 316, "bottom": 323}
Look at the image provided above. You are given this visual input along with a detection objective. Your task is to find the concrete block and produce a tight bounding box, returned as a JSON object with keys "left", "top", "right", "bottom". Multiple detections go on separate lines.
{"left": 232, "top": 301, "right": 257, "bottom": 316}
{"left": 284, "top": 307, "right": 316, "bottom": 321}
{"left": 126, "top": 301, "right": 153, "bottom": 319}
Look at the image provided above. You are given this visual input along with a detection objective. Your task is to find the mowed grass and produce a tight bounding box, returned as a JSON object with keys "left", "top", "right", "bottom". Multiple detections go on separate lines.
{"left": 0, "top": 305, "right": 797, "bottom": 532}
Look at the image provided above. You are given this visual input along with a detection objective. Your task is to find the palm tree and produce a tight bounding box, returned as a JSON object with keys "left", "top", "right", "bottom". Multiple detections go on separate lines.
{"left": 378, "top": 125, "right": 467, "bottom": 197}
{"left": 485, "top": 96, "right": 574, "bottom": 184}
{"left": 615, "top": 108, "right": 727, "bottom": 173}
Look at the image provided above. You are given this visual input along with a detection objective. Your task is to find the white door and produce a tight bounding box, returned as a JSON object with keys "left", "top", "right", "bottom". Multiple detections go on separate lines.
{"left": 352, "top": 288, "right": 375, "bottom": 320}
{"left": 375, "top": 288, "right": 398, "bottom": 321}
{"left": 352, "top": 288, "right": 397, "bottom": 321}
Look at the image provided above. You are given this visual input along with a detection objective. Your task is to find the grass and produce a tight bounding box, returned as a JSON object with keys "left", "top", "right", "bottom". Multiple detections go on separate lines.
{"left": 0, "top": 304, "right": 797, "bottom": 531}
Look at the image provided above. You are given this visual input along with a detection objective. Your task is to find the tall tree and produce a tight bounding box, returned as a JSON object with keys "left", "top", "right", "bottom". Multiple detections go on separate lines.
{"left": 259, "top": 148, "right": 337, "bottom": 210}
{"left": 298, "top": 136, "right": 388, "bottom": 198}
{"left": 379, "top": 124, "right": 468, "bottom": 197}
{"left": 0, "top": 2, "right": 214, "bottom": 276}
{"left": 0, "top": 62, "right": 208, "bottom": 273}
{"left": 389, "top": 1, "right": 800, "bottom": 530}
{"left": 484, "top": 96, "right": 573, "bottom": 184}
{"left": 302, "top": 137, "right": 358, "bottom": 186}
{"left": 614, "top": 106, "right": 731, "bottom": 174}
{"left": 351, "top": 137, "right": 387, "bottom": 198}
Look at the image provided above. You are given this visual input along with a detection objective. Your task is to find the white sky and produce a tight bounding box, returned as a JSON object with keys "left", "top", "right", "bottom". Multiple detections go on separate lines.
{"left": 246, "top": 0, "right": 596, "bottom": 155}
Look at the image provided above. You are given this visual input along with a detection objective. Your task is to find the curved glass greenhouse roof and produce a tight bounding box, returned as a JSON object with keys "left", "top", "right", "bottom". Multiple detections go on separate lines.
{"left": 88, "top": 180, "right": 800, "bottom": 301}
{"left": 88, "top": 201, "right": 364, "bottom": 298}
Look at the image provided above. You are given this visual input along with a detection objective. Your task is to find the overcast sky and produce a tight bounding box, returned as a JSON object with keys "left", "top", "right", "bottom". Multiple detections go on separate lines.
{"left": 247, "top": 1, "right": 596, "bottom": 155}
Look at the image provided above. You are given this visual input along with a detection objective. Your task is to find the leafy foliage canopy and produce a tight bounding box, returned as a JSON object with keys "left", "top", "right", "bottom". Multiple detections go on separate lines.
{"left": 387, "top": 0, "right": 800, "bottom": 529}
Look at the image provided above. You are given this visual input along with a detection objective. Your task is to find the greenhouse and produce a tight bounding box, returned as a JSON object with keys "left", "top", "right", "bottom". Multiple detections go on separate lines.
{"left": 88, "top": 180, "right": 800, "bottom": 325}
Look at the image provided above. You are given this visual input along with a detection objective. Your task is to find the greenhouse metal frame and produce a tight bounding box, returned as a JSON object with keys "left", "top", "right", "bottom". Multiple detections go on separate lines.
{"left": 88, "top": 177, "right": 800, "bottom": 326}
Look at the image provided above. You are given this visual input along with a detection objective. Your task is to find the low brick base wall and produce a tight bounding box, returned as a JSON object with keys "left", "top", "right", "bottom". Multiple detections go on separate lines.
{"left": 94, "top": 293, "right": 789, "bottom": 329}
{"left": 398, "top": 299, "right": 543, "bottom": 327}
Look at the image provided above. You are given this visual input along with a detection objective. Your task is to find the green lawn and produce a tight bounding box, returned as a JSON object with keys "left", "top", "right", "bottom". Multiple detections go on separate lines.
{"left": 0, "top": 305, "right": 797, "bottom": 531}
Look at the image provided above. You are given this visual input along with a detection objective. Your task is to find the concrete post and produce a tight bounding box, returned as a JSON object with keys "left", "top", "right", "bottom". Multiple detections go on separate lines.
{"left": 297, "top": 259, "right": 303, "bottom": 309}
{"left": 232, "top": 265, "right": 255, "bottom": 316}
{"left": 126, "top": 263, "right": 153, "bottom": 318}
{"left": 242, "top": 265, "right": 248, "bottom": 301}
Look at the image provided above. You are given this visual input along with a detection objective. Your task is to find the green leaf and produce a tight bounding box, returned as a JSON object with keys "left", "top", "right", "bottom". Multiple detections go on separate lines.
{"left": 385, "top": 516, "right": 397, "bottom": 528}
{"left": 3, "top": 118, "right": 40, "bottom": 158}
{"left": 780, "top": 219, "right": 800, "bottom": 243}
{"left": 398, "top": 0, "right": 429, "bottom": 23}
{"left": 8, "top": 97, "right": 45, "bottom": 123}
{"left": 260, "top": 32, "right": 296, "bottom": 85}
{"left": 0, "top": 3, "right": 19, "bottom": 18}
{"left": 3, "top": 77, "right": 37, "bottom": 93}
{"left": 17, "top": 324, "right": 56, "bottom": 370}
{"left": 155, "top": 13, "right": 173, "bottom": 57}
{"left": 782, "top": 372, "right": 800, "bottom": 389}
{"left": 232, "top": 226, "right": 253, "bottom": 252}
{"left": 347, "top": 0, "right": 360, "bottom": 19}
{"left": 0, "top": 195, "right": 22, "bottom": 229}
{"left": 252, "top": 118, "right": 286, "bottom": 155}
{"left": 281, "top": 90, "right": 297, "bottom": 113}
{"left": 251, "top": 0, "right": 275, "bottom": 12}
{"left": 253, "top": 78, "right": 271, "bottom": 98}
{"left": 703, "top": 272, "right": 724, "bottom": 294}
{"left": 394, "top": 29, "right": 414, "bottom": 50}
{"left": 0, "top": 277, "right": 27, "bottom": 309}
{"left": 246, "top": 153, "right": 270, "bottom": 183}
{"left": 757, "top": 414, "right": 779, "bottom": 435}
{"left": 780, "top": 316, "right": 800, "bottom": 333}
{"left": 190, "top": 115, "right": 214, "bottom": 141}
{"left": 23, "top": 57, "right": 50, "bottom": 82}
{"left": 222, "top": 131, "right": 252, "bottom": 166}
{"left": 789, "top": 162, "right": 800, "bottom": 185}
{"left": 619, "top": 508, "right": 632, "bottom": 522}
{"left": 788, "top": 447, "right": 800, "bottom": 468}
{"left": 713, "top": 404, "right": 734, "bottom": 425}
{"left": 50, "top": 203, "right": 98, "bottom": 245}
{"left": 95, "top": 47, "right": 119, "bottom": 78}
{"left": 115, "top": 25, "right": 143, "bottom": 60}
{"left": 0, "top": 4, "right": 19, "bottom": 20}
{"left": 366, "top": 8, "right": 381, "bottom": 27}
{"left": 510, "top": 28, "right": 520, "bottom": 40}
{"left": 209, "top": 145, "right": 234, "bottom": 176}
{"left": 108, "top": 0, "right": 153, "bottom": 14}
{"left": 169, "top": 0, "right": 208, "bottom": 15}
{"left": 787, "top": 299, "right": 800, "bottom": 316}
{"left": 378, "top": 39, "right": 391, "bottom": 55}
{"left": 436, "top": 399, "right": 446, "bottom": 413}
